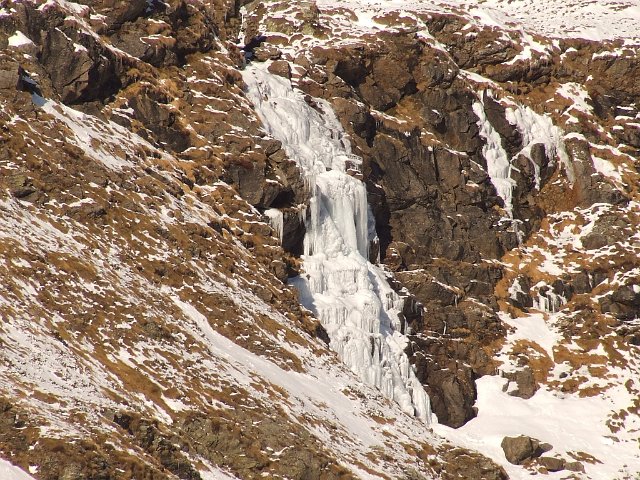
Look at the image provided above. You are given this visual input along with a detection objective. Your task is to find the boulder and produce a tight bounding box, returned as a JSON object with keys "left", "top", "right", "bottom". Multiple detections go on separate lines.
{"left": 565, "top": 461, "right": 585, "bottom": 473}
{"left": 537, "top": 456, "right": 566, "bottom": 472}
{"left": 253, "top": 46, "right": 282, "bottom": 62}
{"left": 600, "top": 284, "right": 640, "bottom": 320}
{"left": 501, "top": 435, "right": 549, "bottom": 465}
{"left": 268, "top": 60, "right": 291, "bottom": 79}
{"left": 502, "top": 366, "right": 538, "bottom": 399}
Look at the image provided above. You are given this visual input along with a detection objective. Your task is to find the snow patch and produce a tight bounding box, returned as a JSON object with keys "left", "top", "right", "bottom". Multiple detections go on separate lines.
{"left": 33, "top": 94, "right": 152, "bottom": 171}
{"left": 8, "top": 30, "right": 34, "bottom": 47}
{"left": 0, "top": 459, "right": 36, "bottom": 480}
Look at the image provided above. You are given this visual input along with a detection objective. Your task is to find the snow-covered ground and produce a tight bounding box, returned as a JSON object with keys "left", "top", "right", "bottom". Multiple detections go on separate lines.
{"left": 318, "top": 0, "right": 640, "bottom": 41}
{"left": 450, "top": 0, "right": 640, "bottom": 41}
{"left": 437, "top": 374, "right": 640, "bottom": 479}
{"left": 173, "top": 295, "right": 441, "bottom": 478}
{"left": 0, "top": 459, "right": 36, "bottom": 480}
{"left": 437, "top": 310, "right": 640, "bottom": 479}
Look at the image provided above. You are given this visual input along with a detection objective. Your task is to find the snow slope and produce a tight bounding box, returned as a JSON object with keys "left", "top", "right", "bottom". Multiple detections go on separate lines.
{"left": 0, "top": 459, "right": 36, "bottom": 480}
{"left": 438, "top": 310, "right": 640, "bottom": 479}
{"left": 0, "top": 80, "right": 446, "bottom": 478}
{"left": 318, "top": 0, "right": 640, "bottom": 41}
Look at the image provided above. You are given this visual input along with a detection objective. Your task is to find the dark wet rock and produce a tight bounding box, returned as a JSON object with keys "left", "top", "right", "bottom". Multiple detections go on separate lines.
{"left": 281, "top": 207, "right": 306, "bottom": 256}
{"left": 396, "top": 262, "right": 503, "bottom": 427}
{"left": 508, "top": 275, "right": 533, "bottom": 310}
{"left": 482, "top": 92, "right": 522, "bottom": 157}
{"left": 39, "top": 25, "right": 125, "bottom": 104}
{"left": 565, "top": 138, "right": 627, "bottom": 207}
{"left": 551, "top": 278, "right": 574, "bottom": 301}
{"left": 510, "top": 149, "right": 551, "bottom": 236}
{"left": 330, "top": 97, "right": 376, "bottom": 146}
{"left": 408, "top": 299, "right": 504, "bottom": 427}
{"left": 315, "top": 323, "right": 330, "bottom": 345}
{"left": 572, "top": 269, "right": 607, "bottom": 294}
{"left": 413, "top": 352, "right": 477, "bottom": 428}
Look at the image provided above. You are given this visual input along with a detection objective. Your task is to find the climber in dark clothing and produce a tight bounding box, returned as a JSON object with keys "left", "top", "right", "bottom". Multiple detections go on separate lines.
{"left": 17, "top": 66, "right": 41, "bottom": 95}
{"left": 241, "top": 34, "right": 267, "bottom": 61}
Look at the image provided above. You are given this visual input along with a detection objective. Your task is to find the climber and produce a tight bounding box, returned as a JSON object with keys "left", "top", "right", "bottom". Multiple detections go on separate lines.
{"left": 17, "top": 66, "right": 41, "bottom": 95}
{"left": 241, "top": 34, "right": 267, "bottom": 61}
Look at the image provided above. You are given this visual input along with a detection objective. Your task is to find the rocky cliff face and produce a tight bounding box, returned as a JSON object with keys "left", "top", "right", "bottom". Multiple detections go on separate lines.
{"left": 243, "top": 0, "right": 640, "bottom": 439}
{"left": 1, "top": 0, "right": 639, "bottom": 479}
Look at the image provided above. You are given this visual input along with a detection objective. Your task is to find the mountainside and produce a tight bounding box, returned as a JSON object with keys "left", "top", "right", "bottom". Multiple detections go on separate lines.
{"left": 0, "top": 0, "right": 639, "bottom": 479}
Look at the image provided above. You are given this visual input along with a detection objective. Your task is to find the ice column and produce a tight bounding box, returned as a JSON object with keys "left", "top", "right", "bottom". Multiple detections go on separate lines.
{"left": 473, "top": 96, "right": 516, "bottom": 217}
{"left": 243, "top": 64, "right": 431, "bottom": 423}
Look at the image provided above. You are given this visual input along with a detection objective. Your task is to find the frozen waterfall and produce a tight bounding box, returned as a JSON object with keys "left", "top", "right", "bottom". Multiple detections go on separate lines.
{"left": 243, "top": 63, "right": 431, "bottom": 423}
{"left": 473, "top": 97, "right": 516, "bottom": 218}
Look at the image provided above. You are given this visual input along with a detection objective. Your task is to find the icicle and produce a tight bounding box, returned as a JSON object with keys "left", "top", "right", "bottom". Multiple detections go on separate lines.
{"left": 264, "top": 208, "right": 284, "bottom": 241}
{"left": 243, "top": 63, "right": 432, "bottom": 424}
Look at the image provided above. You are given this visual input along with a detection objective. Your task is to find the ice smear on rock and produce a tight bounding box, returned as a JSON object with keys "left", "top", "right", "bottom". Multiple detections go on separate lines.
{"left": 243, "top": 63, "right": 431, "bottom": 423}
{"left": 504, "top": 101, "right": 569, "bottom": 187}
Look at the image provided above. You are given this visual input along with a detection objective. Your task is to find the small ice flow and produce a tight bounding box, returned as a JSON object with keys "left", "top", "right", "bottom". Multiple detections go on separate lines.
{"left": 243, "top": 63, "right": 431, "bottom": 423}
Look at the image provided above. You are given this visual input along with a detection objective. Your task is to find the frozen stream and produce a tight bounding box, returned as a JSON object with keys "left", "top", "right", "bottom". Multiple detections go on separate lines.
{"left": 243, "top": 63, "right": 431, "bottom": 422}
